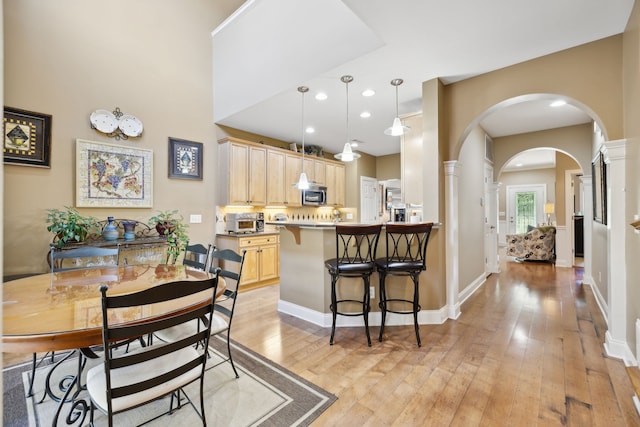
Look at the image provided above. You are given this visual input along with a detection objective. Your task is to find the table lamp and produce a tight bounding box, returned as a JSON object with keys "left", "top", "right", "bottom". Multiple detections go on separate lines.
{"left": 544, "top": 202, "right": 555, "bottom": 225}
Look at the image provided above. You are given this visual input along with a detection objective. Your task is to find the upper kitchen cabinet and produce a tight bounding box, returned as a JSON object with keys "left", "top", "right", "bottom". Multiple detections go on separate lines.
{"left": 325, "top": 162, "right": 345, "bottom": 206}
{"left": 218, "top": 138, "right": 267, "bottom": 206}
{"left": 266, "top": 149, "right": 303, "bottom": 207}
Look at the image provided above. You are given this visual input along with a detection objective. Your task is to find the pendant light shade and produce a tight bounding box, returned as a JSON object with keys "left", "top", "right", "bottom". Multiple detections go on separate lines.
{"left": 334, "top": 75, "right": 361, "bottom": 162}
{"left": 384, "top": 78, "right": 410, "bottom": 136}
{"left": 297, "top": 86, "right": 310, "bottom": 190}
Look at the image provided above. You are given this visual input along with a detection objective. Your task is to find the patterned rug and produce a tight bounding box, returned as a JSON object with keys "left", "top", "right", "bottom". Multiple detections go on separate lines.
{"left": 3, "top": 336, "right": 336, "bottom": 426}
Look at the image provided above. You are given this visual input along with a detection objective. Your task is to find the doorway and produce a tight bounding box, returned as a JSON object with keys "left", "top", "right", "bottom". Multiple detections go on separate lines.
{"left": 360, "top": 176, "right": 379, "bottom": 223}
{"left": 506, "top": 184, "right": 546, "bottom": 233}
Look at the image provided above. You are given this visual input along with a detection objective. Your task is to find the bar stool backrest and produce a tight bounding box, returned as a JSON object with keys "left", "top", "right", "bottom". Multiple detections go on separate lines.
{"left": 384, "top": 223, "right": 434, "bottom": 270}
{"left": 335, "top": 224, "right": 382, "bottom": 270}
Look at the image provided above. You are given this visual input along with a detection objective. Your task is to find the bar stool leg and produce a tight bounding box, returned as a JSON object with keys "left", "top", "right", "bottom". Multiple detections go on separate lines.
{"left": 330, "top": 274, "right": 338, "bottom": 345}
{"left": 411, "top": 272, "right": 421, "bottom": 347}
{"left": 378, "top": 272, "right": 387, "bottom": 342}
{"left": 363, "top": 275, "right": 372, "bottom": 347}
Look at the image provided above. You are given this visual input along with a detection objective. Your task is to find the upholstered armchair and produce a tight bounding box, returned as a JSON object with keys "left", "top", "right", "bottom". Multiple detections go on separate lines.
{"left": 506, "top": 226, "right": 556, "bottom": 262}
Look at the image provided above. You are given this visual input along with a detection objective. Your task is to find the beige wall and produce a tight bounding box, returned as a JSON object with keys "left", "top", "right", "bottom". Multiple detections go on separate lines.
{"left": 555, "top": 151, "right": 581, "bottom": 227}
{"left": 498, "top": 168, "right": 555, "bottom": 224}
{"left": 375, "top": 154, "right": 400, "bottom": 181}
{"left": 3, "top": 1, "right": 238, "bottom": 276}
{"left": 445, "top": 36, "right": 623, "bottom": 159}
{"left": 623, "top": 1, "right": 640, "bottom": 358}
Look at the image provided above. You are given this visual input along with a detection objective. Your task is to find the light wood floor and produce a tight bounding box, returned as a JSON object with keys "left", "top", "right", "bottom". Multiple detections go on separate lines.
{"left": 4, "top": 256, "right": 640, "bottom": 426}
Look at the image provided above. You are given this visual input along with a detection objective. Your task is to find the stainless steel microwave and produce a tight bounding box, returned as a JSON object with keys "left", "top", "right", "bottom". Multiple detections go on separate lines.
{"left": 301, "top": 185, "right": 327, "bottom": 206}
{"left": 226, "top": 212, "right": 257, "bottom": 233}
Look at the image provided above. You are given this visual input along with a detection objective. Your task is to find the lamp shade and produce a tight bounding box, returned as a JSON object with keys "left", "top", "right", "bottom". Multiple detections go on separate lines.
{"left": 297, "top": 172, "right": 310, "bottom": 190}
{"left": 384, "top": 117, "right": 410, "bottom": 136}
{"left": 334, "top": 142, "right": 360, "bottom": 162}
{"left": 544, "top": 203, "right": 555, "bottom": 214}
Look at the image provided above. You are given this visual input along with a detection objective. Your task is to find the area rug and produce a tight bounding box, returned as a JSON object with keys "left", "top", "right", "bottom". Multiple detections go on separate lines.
{"left": 3, "top": 336, "right": 336, "bottom": 426}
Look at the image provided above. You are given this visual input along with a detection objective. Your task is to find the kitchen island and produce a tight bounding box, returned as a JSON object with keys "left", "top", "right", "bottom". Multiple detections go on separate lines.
{"left": 270, "top": 221, "right": 444, "bottom": 329}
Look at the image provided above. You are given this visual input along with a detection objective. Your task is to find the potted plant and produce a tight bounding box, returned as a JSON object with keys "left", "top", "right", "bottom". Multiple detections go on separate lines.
{"left": 46, "top": 206, "right": 98, "bottom": 248}
{"left": 147, "top": 210, "right": 189, "bottom": 264}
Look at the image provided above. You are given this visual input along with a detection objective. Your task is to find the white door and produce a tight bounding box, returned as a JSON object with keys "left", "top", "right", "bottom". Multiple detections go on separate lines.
{"left": 484, "top": 163, "right": 498, "bottom": 274}
{"left": 506, "top": 184, "right": 546, "bottom": 234}
{"left": 360, "top": 176, "right": 379, "bottom": 223}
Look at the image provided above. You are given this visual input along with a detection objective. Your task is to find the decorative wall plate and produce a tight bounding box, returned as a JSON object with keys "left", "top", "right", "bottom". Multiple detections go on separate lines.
{"left": 90, "top": 109, "right": 118, "bottom": 133}
{"left": 118, "top": 114, "right": 144, "bottom": 137}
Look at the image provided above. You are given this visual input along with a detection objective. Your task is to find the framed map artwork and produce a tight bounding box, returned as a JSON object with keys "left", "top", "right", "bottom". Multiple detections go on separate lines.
{"left": 76, "top": 139, "right": 153, "bottom": 208}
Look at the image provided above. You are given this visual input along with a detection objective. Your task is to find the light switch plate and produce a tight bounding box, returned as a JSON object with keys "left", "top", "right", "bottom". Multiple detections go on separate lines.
{"left": 189, "top": 214, "right": 202, "bottom": 224}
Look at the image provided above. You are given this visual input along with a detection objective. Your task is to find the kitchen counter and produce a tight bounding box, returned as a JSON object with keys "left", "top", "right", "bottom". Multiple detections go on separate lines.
{"left": 215, "top": 230, "right": 280, "bottom": 238}
{"left": 266, "top": 221, "right": 337, "bottom": 229}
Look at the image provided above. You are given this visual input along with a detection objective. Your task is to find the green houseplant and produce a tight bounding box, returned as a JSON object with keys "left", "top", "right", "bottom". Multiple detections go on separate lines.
{"left": 46, "top": 206, "right": 98, "bottom": 248}
{"left": 147, "top": 210, "right": 189, "bottom": 264}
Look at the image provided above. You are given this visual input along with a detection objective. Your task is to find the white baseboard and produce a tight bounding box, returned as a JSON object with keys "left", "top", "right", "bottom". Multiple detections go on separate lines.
{"left": 277, "top": 299, "right": 449, "bottom": 328}
{"left": 459, "top": 273, "right": 486, "bottom": 306}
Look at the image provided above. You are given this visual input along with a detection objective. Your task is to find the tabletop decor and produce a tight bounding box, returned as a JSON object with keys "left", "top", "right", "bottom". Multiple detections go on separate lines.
{"left": 47, "top": 207, "right": 98, "bottom": 248}
{"left": 168, "top": 137, "right": 203, "bottom": 180}
{"left": 147, "top": 210, "right": 189, "bottom": 264}
{"left": 76, "top": 139, "right": 153, "bottom": 208}
{"left": 3, "top": 106, "right": 52, "bottom": 167}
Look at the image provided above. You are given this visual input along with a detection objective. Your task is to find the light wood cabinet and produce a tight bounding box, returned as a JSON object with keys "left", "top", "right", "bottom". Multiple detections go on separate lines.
{"left": 325, "top": 162, "right": 345, "bottom": 206}
{"left": 215, "top": 234, "right": 279, "bottom": 290}
{"left": 219, "top": 137, "right": 345, "bottom": 207}
{"left": 218, "top": 139, "right": 266, "bottom": 206}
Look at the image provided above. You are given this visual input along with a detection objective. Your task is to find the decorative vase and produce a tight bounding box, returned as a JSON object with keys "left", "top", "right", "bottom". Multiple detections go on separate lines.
{"left": 102, "top": 217, "right": 119, "bottom": 241}
{"left": 122, "top": 221, "right": 137, "bottom": 240}
{"left": 156, "top": 222, "right": 175, "bottom": 236}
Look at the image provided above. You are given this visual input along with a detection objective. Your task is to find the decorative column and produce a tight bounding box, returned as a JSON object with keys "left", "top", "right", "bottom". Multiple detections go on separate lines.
{"left": 602, "top": 139, "right": 631, "bottom": 361}
{"left": 444, "top": 160, "right": 461, "bottom": 319}
{"left": 581, "top": 175, "right": 593, "bottom": 287}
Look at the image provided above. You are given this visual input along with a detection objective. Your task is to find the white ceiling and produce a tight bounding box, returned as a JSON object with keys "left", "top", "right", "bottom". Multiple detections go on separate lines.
{"left": 213, "top": 0, "right": 633, "bottom": 164}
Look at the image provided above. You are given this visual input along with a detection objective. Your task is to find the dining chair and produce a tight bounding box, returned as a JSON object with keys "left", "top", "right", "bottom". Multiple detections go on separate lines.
{"left": 182, "top": 242, "right": 212, "bottom": 271}
{"left": 375, "top": 222, "right": 433, "bottom": 347}
{"left": 324, "top": 224, "right": 382, "bottom": 346}
{"left": 26, "top": 246, "right": 122, "bottom": 398}
{"left": 155, "top": 247, "right": 246, "bottom": 378}
{"left": 50, "top": 245, "right": 120, "bottom": 273}
{"left": 86, "top": 273, "right": 220, "bottom": 427}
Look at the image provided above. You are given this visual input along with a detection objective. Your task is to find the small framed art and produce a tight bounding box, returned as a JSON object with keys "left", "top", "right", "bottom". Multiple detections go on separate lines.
{"left": 168, "top": 137, "right": 203, "bottom": 180}
{"left": 3, "top": 107, "right": 52, "bottom": 167}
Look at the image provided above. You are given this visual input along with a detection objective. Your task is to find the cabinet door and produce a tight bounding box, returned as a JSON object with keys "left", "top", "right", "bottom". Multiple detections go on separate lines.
{"left": 248, "top": 146, "right": 267, "bottom": 205}
{"left": 303, "top": 158, "right": 315, "bottom": 183}
{"left": 325, "top": 163, "right": 336, "bottom": 205}
{"left": 228, "top": 143, "right": 249, "bottom": 205}
{"left": 259, "top": 244, "right": 279, "bottom": 281}
{"left": 266, "top": 150, "right": 286, "bottom": 205}
{"left": 285, "top": 154, "right": 302, "bottom": 206}
{"left": 240, "top": 246, "right": 260, "bottom": 286}
{"left": 313, "top": 160, "right": 326, "bottom": 185}
{"left": 335, "top": 164, "right": 345, "bottom": 206}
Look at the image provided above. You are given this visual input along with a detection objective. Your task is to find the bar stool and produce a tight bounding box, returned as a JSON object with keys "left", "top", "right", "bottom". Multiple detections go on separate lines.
{"left": 325, "top": 224, "right": 382, "bottom": 346}
{"left": 376, "top": 222, "right": 433, "bottom": 347}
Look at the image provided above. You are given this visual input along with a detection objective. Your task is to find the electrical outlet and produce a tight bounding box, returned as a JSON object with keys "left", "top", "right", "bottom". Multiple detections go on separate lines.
{"left": 346, "top": 213, "right": 353, "bottom": 220}
{"left": 370, "top": 286, "right": 375, "bottom": 299}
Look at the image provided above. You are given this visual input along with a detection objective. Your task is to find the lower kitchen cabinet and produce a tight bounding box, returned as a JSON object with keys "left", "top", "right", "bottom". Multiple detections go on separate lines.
{"left": 215, "top": 233, "right": 280, "bottom": 290}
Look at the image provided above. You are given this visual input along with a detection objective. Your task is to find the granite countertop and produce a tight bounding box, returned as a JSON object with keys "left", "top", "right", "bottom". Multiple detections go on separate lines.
{"left": 266, "top": 221, "right": 337, "bottom": 228}
{"left": 216, "top": 230, "right": 280, "bottom": 237}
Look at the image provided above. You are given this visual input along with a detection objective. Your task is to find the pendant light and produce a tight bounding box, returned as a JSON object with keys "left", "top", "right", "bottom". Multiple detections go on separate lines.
{"left": 384, "top": 78, "right": 410, "bottom": 136}
{"left": 334, "top": 75, "right": 361, "bottom": 162}
{"left": 296, "top": 86, "right": 310, "bottom": 190}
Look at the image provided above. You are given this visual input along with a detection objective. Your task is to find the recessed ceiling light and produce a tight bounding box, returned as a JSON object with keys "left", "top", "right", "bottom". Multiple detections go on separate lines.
{"left": 362, "top": 89, "right": 375, "bottom": 97}
{"left": 315, "top": 92, "right": 327, "bottom": 101}
{"left": 305, "top": 126, "right": 315, "bottom": 134}
{"left": 550, "top": 100, "right": 566, "bottom": 107}
{"left": 516, "top": 163, "right": 523, "bottom": 167}
{"left": 360, "top": 111, "right": 371, "bottom": 118}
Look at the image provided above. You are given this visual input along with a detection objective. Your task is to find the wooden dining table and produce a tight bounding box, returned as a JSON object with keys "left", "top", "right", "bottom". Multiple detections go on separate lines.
{"left": 3, "top": 263, "right": 225, "bottom": 426}
{"left": 3, "top": 263, "right": 225, "bottom": 354}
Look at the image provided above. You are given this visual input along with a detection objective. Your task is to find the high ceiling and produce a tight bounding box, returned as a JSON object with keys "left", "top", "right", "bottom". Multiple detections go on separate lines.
{"left": 213, "top": 0, "right": 633, "bottom": 161}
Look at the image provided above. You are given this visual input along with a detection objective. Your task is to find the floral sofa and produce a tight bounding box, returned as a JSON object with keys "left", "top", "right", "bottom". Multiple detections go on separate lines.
{"left": 506, "top": 226, "right": 556, "bottom": 262}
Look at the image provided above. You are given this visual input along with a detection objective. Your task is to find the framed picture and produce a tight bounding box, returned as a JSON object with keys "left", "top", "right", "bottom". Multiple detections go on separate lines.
{"left": 76, "top": 139, "right": 153, "bottom": 208}
{"left": 592, "top": 151, "right": 607, "bottom": 224}
{"left": 3, "top": 107, "right": 52, "bottom": 167}
{"left": 168, "top": 137, "right": 203, "bottom": 180}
